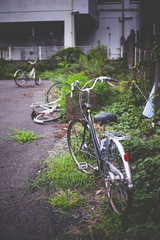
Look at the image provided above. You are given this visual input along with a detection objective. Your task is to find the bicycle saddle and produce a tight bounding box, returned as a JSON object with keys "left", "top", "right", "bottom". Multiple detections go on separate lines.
{"left": 94, "top": 112, "right": 117, "bottom": 123}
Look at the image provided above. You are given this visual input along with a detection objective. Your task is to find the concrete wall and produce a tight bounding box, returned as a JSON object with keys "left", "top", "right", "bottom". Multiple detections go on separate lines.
{"left": 0, "top": 0, "right": 139, "bottom": 60}
{"left": 0, "top": 46, "right": 63, "bottom": 60}
{"left": 76, "top": 0, "right": 140, "bottom": 58}
{"left": 0, "top": 0, "right": 92, "bottom": 50}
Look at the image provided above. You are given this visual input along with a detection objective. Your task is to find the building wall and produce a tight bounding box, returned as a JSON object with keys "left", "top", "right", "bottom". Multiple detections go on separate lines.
{"left": 76, "top": 0, "right": 140, "bottom": 58}
{"left": 0, "top": 0, "right": 139, "bottom": 60}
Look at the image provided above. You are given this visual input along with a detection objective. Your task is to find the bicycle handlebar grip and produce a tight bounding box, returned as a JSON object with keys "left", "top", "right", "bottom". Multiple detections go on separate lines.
{"left": 98, "top": 76, "right": 117, "bottom": 83}
{"left": 107, "top": 77, "right": 117, "bottom": 82}
{"left": 28, "top": 59, "right": 37, "bottom": 65}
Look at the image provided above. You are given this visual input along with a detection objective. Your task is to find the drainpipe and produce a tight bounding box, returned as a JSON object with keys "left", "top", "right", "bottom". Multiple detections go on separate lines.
{"left": 71, "top": 0, "right": 74, "bottom": 47}
{"left": 121, "top": 0, "right": 125, "bottom": 58}
{"left": 71, "top": 5, "right": 79, "bottom": 48}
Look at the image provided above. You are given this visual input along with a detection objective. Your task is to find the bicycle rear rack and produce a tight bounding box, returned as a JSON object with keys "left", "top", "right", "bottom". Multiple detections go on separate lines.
{"left": 103, "top": 130, "right": 131, "bottom": 141}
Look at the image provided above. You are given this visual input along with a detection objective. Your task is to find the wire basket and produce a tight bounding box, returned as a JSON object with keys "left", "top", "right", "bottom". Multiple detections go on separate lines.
{"left": 66, "top": 90, "right": 97, "bottom": 120}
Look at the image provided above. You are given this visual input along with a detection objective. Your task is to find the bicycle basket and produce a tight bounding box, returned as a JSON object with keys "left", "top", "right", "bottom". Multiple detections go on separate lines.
{"left": 66, "top": 89, "right": 97, "bottom": 120}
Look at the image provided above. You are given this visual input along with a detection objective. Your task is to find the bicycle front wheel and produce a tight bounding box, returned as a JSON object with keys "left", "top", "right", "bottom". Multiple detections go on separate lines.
{"left": 104, "top": 139, "right": 132, "bottom": 215}
{"left": 34, "top": 111, "right": 62, "bottom": 124}
{"left": 14, "top": 70, "right": 26, "bottom": 87}
{"left": 67, "top": 120, "right": 98, "bottom": 174}
{"left": 46, "top": 83, "right": 63, "bottom": 103}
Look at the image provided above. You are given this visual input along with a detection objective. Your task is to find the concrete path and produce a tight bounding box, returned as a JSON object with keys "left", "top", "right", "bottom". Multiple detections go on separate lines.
{"left": 0, "top": 80, "right": 73, "bottom": 240}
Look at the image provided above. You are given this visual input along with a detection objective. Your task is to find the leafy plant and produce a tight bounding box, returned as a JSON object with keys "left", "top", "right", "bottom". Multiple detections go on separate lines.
{"left": 47, "top": 190, "right": 86, "bottom": 210}
{"left": 29, "top": 153, "right": 95, "bottom": 193}
{"left": 6, "top": 128, "right": 43, "bottom": 144}
{"left": 58, "top": 72, "right": 89, "bottom": 117}
{"left": 22, "top": 48, "right": 160, "bottom": 240}
{"left": 53, "top": 47, "right": 84, "bottom": 64}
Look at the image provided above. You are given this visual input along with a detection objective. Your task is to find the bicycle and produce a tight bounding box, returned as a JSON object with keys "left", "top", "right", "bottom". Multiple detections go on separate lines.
{"left": 30, "top": 82, "right": 64, "bottom": 123}
{"left": 14, "top": 59, "right": 41, "bottom": 87}
{"left": 67, "top": 76, "right": 133, "bottom": 215}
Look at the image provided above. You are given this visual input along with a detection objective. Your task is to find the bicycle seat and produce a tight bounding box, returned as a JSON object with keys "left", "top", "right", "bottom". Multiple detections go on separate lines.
{"left": 94, "top": 112, "right": 117, "bottom": 123}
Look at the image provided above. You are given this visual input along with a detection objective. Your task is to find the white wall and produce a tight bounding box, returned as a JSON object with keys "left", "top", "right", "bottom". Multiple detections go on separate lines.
{"left": 0, "top": 0, "right": 139, "bottom": 60}
{"left": 90, "top": 0, "right": 140, "bottom": 58}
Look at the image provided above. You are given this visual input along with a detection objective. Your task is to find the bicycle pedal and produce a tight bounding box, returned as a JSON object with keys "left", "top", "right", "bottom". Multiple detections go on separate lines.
{"left": 78, "top": 162, "right": 88, "bottom": 170}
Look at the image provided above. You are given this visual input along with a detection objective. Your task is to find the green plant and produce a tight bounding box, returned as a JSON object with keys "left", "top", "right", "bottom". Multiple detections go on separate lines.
{"left": 54, "top": 47, "right": 84, "bottom": 64}
{"left": 47, "top": 190, "right": 86, "bottom": 210}
{"left": 24, "top": 53, "right": 160, "bottom": 240}
{"left": 0, "top": 59, "right": 24, "bottom": 79}
{"left": 6, "top": 128, "right": 43, "bottom": 144}
{"left": 58, "top": 72, "right": 89, "bottom": 117}
{"left": 29, "top": 153, "right": 95, "bottom": 193}
{"left": 78, "top": 41, "right": 110, "bottom": 78}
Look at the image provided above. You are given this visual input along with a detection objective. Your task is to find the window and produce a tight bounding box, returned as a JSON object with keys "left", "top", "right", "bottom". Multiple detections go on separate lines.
{"left": 98, "top": 0, "right": 121, "bottom": 4}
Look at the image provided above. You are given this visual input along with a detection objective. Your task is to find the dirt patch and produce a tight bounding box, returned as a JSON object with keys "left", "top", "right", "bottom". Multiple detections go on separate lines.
{"left": 53, "top": 123, "right": 68, "bottom": 139}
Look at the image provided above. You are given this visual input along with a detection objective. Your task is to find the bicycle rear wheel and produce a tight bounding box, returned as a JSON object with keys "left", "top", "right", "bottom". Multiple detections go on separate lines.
{"left": 103, "top": 139, "right": 132, "bottom": 215}
{"left": 14, "top": 70, "right": 27, "bottom": 87}
{"left": 35, "top": 74, "right": 41, "bottom": 85}
{"left": 67, "top": 120, "right": 98, "bottom": 174}
{"left": 34, "top": 111, "right": 62, "bottom": 124}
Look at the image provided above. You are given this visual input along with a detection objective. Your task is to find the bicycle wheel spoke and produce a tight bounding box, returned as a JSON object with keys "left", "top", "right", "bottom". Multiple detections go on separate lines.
{"left": 34, "top": 110, "right": 62, "bottom": 123}
{"left": 46, "top": 83, "right": 63, "bottom": 103}
{"left": 14, "top": 70, "right": 26, "bottom": 87}
{"left": 104, "top": 140, "right": 131, "bottom": 215}
{"left": 35, "top": 75, "right": 41, "bottom": 85}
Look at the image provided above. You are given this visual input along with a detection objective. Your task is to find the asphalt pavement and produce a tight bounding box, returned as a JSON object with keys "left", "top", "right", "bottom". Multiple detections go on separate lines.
{"left": 0, "top": 80, "right": 73, "bottom": 240}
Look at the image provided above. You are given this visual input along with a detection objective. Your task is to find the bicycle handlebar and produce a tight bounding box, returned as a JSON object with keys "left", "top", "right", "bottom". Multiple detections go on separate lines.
{"left": 28, "top": 59, "right": 37, "bottom": 65}
{"left": 71, "top": 76, "right": 117, "bottom": 97}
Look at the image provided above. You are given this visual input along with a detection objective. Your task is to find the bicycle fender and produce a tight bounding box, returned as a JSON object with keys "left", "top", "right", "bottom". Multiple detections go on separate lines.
{"left": 34, "top": 118, "right": 44, "bottom": 124}
{"left": 111, "top": 137, "right": 133, "bottom": 189}
{"left": 14, "top": 69, "right": 22, "bottom": 77}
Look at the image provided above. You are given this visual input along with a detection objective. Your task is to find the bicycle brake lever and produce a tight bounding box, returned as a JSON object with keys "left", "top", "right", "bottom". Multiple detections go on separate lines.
{"left": 70, "top": 83, "right": 75, "bottom": 98}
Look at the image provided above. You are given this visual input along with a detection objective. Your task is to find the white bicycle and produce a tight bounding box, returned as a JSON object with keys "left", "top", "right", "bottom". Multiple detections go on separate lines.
{"left": 14, "top": 59, "right": 41, "bottom": 87}
{"left": 30, "top": 82, "right": 64, "bottom": 123}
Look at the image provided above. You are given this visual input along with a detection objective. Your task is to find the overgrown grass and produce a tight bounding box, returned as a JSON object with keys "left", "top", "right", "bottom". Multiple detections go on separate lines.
{"left": 28, "top": 153, "right": 95, "bottom": 201}
{"left": 5, "top": 128, "right": 43, "bottom": 144}
{"left": 47, "top": 190, "right": 86, "bottom": 210}
{"left": 28, "top": 152, "right": 100, "bottom": 216}
{"left": 6, "top": 44, "right": 157, "bottom": 239}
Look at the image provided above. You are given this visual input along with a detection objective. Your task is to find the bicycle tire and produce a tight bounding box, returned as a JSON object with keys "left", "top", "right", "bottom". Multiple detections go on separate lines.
{"left": 103, "top": 139, "right": 132, "bottom": 215}
{"left": 46, "top": 82, "right": 63, "bottom": 103}
{"left": 31, "top": 110, "right": 37, "bottom": 120}
{"left": 14, "top": 69, "right": 27, "bottom": 87}
{"left": 34, "top": 111, "right": 62, "bottom": 124}
{"left": 67, "top": 120, "right": 98, "bottom": 174}
{"left": 35, "top": 74, "right": 41, "bottom": 85}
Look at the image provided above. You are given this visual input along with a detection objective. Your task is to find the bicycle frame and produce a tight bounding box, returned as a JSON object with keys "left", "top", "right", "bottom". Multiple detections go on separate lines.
{"left": 78, "top": 89, "right": 133, "bottom": 187}
{"left": 68, "top": 77, "right": 133, "bottom": 215}
{"left": 14, "top": 59, "right": 37, "bottom": 81}
{"left": 28, "top": 67, "right": 35, "bottom": 79}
